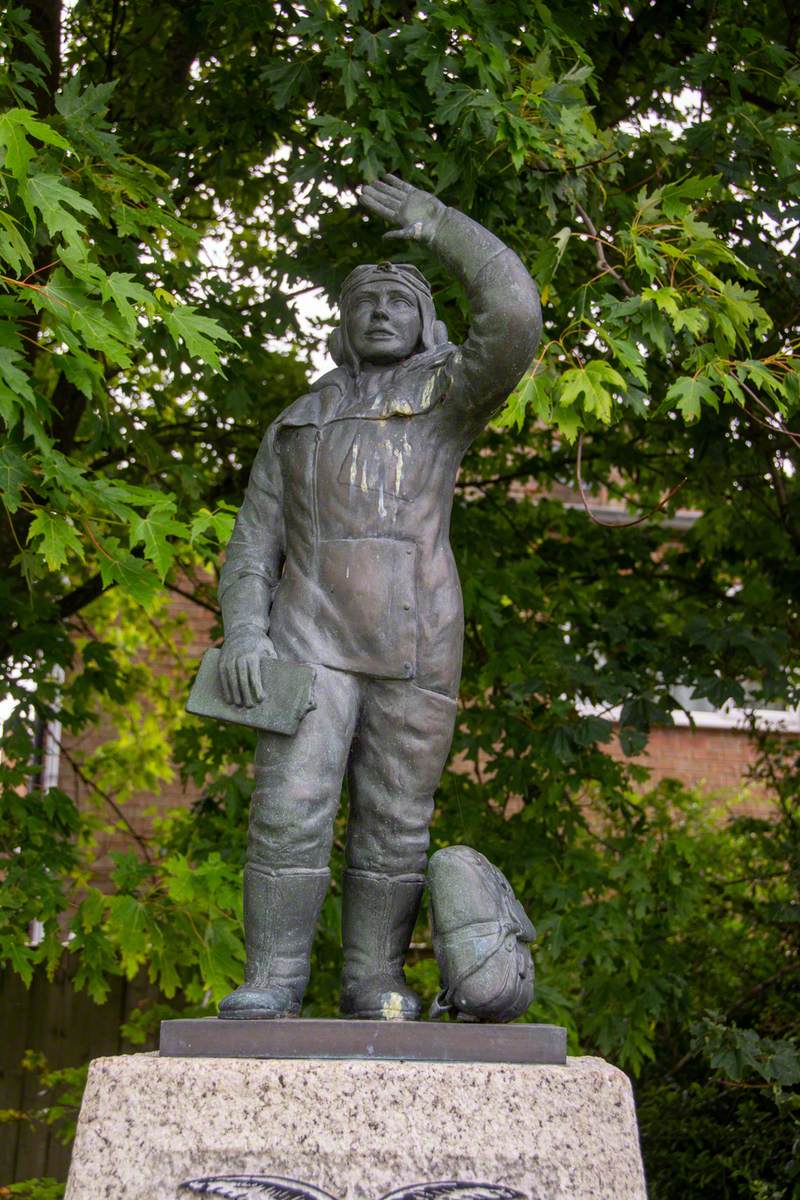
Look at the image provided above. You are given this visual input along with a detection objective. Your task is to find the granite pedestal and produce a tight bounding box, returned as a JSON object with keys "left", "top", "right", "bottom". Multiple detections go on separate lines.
{"left": 64, "top": 1041, "right": 647, "bottom": 1200}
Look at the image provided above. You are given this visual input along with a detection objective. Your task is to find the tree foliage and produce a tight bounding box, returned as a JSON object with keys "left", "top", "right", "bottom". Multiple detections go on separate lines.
{"left": 1, "top": 1, "right": 799, "bottom": 1197}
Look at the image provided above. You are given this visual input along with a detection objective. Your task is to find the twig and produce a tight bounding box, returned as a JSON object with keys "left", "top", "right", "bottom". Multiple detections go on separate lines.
{"left": 535, "top": 151, "right": 621, "bottom": 176}
{"left": 743, "top": 401, "right": 800, "bottom": 447}
{"left": 739, "top": 380, "right": 800, "bottom": 450}
{"left": 164, "top": 581, "right": 220, "bottom": 616}
{"left": 576, "top": 432, "right": 688, "bottom": 528}
{"left": 21, "top": 259, "right": 58, "bottom": 284}
{"left": 58, "top": 740, "right": 152, "bottom": 863}
{"left": 4, "top": 505, "right": 24, "bottom": 553}
{"left": 574, "top": 203, "right": 634, "bottom": 297}
{"left": 105, "top": 0, "right": 122, "bottom": 79}
{"left": 83, "top": 520, "right": 114, "bottom": 560}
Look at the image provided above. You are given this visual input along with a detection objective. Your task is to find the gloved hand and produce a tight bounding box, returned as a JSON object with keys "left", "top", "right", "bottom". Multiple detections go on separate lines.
{"left": 218, "top": 627, "right": 277, "bottom": 708}
{"left": 359, "top": 174, "right": 446, "bottom": 245}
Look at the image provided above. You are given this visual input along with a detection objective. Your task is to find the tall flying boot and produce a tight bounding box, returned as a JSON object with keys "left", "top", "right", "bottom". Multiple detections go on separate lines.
{"left": 339, "top": 869, "right": 425, "bottom": 1020}
{"left": 219, "top": 864, "right": 329, "bottom": 1019}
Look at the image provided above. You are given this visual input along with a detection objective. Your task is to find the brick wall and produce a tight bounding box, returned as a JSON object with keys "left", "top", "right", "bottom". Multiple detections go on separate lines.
{"left": 609, "top": 725, "right": 771, "bottom": 816}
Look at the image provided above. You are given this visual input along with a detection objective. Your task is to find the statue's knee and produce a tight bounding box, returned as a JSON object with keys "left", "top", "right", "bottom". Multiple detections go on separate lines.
{"left": 248, "top": 791, "right": 336, "bottom": 869}
{"left": 346, "top": 821, "right": 429, "bottom": 875}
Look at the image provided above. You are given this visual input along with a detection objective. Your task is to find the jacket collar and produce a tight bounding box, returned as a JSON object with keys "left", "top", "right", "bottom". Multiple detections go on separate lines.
{"left": 277, "top": 345, "right": 456, "bottom": 429}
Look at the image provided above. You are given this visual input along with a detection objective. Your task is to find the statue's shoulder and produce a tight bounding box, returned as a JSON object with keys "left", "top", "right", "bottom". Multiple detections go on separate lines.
{"left": 308, "top": 365, "right": 349, "bottom": 393}
{"left": 272, "top": 366, "right": 349, "bottom": 431}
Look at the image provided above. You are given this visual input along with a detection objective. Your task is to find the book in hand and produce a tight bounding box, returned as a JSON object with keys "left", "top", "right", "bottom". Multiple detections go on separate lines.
{"left": 186, "top": 647, "right": 316, "bottom": 736}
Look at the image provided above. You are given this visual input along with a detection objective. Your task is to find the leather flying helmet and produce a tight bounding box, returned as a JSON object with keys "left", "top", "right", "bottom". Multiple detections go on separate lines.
{"left": 329, "top": 262, "right": 448, "bottom": 368}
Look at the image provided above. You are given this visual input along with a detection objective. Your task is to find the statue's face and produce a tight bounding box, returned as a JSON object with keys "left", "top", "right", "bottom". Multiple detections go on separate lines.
{"left": 345, "top": 281, "right": 422, "bottom": 364}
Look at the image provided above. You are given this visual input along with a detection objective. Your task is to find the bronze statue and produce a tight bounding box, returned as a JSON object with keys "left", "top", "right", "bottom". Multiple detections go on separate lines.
{"left": 214, "top": 175, "right": 541, "bottom": 1020}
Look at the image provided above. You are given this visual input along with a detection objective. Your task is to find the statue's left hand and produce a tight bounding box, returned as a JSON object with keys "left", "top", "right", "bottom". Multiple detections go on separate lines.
{"left": 359, "top": 174, "right": 445, "bottom": 244}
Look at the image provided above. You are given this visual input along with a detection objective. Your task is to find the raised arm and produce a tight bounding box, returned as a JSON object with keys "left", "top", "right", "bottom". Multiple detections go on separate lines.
{"left": 217, "top": 423, "right": 285, "bottom": 707}
{"left": 360, "top": 175, "right": 541, "bottom": 419}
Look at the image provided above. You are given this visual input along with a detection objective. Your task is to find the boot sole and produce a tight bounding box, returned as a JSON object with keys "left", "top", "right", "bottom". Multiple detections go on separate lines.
{"left": 341, "top": 1010, "right": 421, "bottom": 1021}
{"left": 218, "top": 1010, "right": 299, "bottom": 1020}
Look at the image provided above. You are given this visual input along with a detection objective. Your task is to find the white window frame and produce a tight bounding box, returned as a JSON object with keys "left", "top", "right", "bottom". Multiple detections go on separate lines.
{"left": 577, "top": 698, "right": 800, "bottom": 734}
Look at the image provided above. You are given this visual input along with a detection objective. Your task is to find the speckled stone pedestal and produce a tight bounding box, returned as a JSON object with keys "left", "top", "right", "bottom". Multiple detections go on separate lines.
{"left": 64, "top": 1053, "right": 647, "bottom": 1200}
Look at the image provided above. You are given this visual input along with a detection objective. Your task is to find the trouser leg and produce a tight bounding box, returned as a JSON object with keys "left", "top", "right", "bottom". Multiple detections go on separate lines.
{"left": 341, "top": 681, "right": 457, "bottom": 1019}
{"left": 248, "top": 665, "right": 359, "bottom": 868}
{"left": 221, "top": 666, "right": 359, "bottom": 1018}
{"left": 346, "top": 680, "right": 457, "bottom": 874}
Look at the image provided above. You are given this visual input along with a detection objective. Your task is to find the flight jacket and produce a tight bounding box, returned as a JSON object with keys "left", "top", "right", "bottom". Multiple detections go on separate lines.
{"left": 218, "top": 207, "right": 542, "bottom": 699}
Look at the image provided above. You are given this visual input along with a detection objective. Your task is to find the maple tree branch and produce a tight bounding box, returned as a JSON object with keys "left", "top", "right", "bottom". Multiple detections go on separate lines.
{"left": 58, "top": 740, "right": 152, "bottom": 864}
{"left": 575, "top": 202, "right": 634, "bottom": 297}
{"left": 576, "top": 432, "right": 688, "bottom": 528}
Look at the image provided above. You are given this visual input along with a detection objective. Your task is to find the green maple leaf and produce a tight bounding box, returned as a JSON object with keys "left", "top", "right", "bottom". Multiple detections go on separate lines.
{"left": 59, "top": 347, "right": 104, "bottom": 400}
{"left": 56, "top": 75, "right": 117, "bottom": 123}
{"left": 27, "top": 510, "right": 86, "bottom": 570}
{"left": 129, "top": 504, "right": 186, "bottom": 579}
{"left": 497, "top": 374, "right": 537, "bottom": 430}
{"left": 593, "top": 328, "right": 648, "bottom": 386}
{"left": 3, "top": 938, "right": 35, "bottom": 986}
{"left": 498, "top": 372, "right": 556, "bottom": 431}
{"left": 650, "top": 287, "right": 680, "bottom": 316}
{"left": 0, "top": 110, "right": 72, "bottom": 178}
{"left": 0, "top": 446, "right": 34, "bottom": 513}
{"left": 39, "top": 447, "right": 89, "bottom": 493}
{"left": 98, "top": 479, "right": 171, "bottom": 506}
{"left": 164, "top": 305, "right": 237, "bottom": 373}
{"left": 76, "top": 889, "right": 106, "bottom": 933}
{"left": 262, "top": 60, "right": 312, "bottom": 109}
{"left": 499, "top": 387, "right": 531, "bottom": 431}
{"left": 100, "top": 272, "right": 154, "bottom": 336}
{"left": 89, "top": 480, "right": 136, "bottom": 524}
{"left": 666, "top": 374, "right": 718, "bottom": 422}
{"left": 672, "top": 306, "right": 709, "bottom": 337}
{"left": 107, "top": 894, "right": 150, "bottom": 979}
{"left": 33, "top": 266, "right": 88, "bottom": 320}
{"left": 660, "top": 174, "right": 719, "bottom": 219}
{"left": 433, "top": 85, "right": 475, "bottom": 126}
{"left": 0, "top": 346, "right": 38, "bottom": 429}
{"left": 339, "top": 57, "right": 364, "bottom": 108}
{"left": 0, "top": 109, "right": 70, "bottom": 181}
{"left": 0, "top": 112, "right": 35, "bottom": 179}
{"left": 97, "top": 537, "right": 162, "bottom": 608}
{"left": 560, "top": 360, "right": 627, "bottom": 423}
{"left": 553, "top": 402, "right": 582, "bottom": 443}
{"left": 190, "top": 506, "right": 236, "bottom": 546}
{"left": 0, "top": 211, "right": 34, "bottom": 274}
{"left": 765, "top": 1040, "right": 800, "bottom": 1086}
{"left": 21, "top": 172, "right": 98, "bottom": 247}
{"left": 71, "top": 303, "right": 133, "bottom": 366}
{"left": 202, "top": 917, "right": 245, "bottom": 1001}
{"left": 0, "top": 345, "right": 36, "bottom": 406}
{"left": 738, "top": 359, "right": 784, "bottom": 399}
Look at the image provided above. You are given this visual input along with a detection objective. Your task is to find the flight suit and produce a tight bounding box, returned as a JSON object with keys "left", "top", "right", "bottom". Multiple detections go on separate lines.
{"left": 218, "top": 205, "right": 541, "bottom": 1018}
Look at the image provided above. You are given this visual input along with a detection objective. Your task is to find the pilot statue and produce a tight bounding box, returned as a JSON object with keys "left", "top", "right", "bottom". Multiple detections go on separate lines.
{"left": 216, "top": 175, "right": 541, "bottom": 1021}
